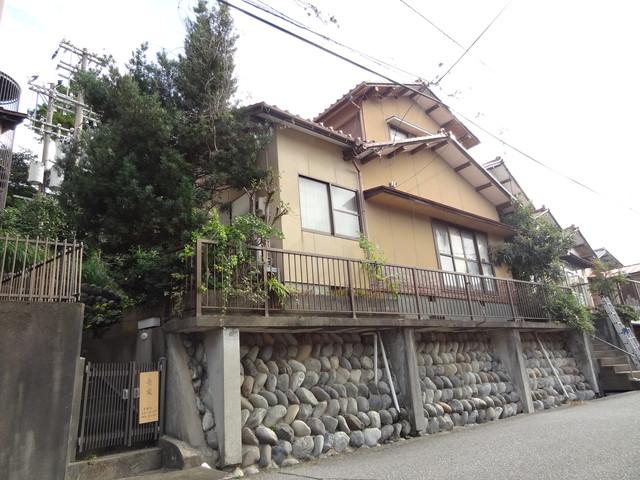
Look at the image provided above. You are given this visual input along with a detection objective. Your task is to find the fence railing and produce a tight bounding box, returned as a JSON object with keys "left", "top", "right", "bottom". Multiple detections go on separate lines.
{"left": 187, "top": 240, "right": 562, "bottom": 322}
{"left": 0, "top": 235, "right": 83, "bottom": 302}
{"left": 77, "top": 358, "right": 166, "bottom": 455}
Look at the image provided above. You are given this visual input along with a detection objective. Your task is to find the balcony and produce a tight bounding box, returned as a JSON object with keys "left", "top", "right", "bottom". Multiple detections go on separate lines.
{"left": 175, "top": 240, "right": 566, "bottom": 325}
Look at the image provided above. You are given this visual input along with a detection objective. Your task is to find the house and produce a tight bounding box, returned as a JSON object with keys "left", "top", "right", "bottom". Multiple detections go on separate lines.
{"left": 593, "top": 247, "right": 624, "bottom": 269}
{"left": 484, "top": 158, "right": 598, "bottom": 307}
{"left": 228, "top": 83, "right": 516, "bottom": 295}
{"left": 159, "top": 82, "right": 604, "bottom": 469}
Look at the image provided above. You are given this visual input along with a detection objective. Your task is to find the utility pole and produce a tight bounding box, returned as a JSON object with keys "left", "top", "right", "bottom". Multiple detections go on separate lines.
{"left": 26, "top": 40, "right": 105, "bottom": 189}
{"left": 39, "top": 84, "right": 56, "bottom": 192}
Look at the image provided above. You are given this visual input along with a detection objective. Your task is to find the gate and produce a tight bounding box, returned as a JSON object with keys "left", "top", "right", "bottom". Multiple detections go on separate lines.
{"left": 77, "top": 358, "right": 166, "bottom": 454}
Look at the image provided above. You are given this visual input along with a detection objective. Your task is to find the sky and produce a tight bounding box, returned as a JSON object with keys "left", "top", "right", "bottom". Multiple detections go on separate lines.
{"left": 1, "top": 0, "right": 640, "bottom": 265}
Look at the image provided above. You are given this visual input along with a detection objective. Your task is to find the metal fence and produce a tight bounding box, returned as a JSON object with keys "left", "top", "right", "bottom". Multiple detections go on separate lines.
{"left": 191, "top": 240, "right": 561, "bottom": 322}
{"left": 0, "top": 235, "right": 83, "bottom": 302}
{"left": 0, "top": 71, "right": 22, "bottom": 209}
{"left": 77, "top": 358, "right": 166, "bottom": 454}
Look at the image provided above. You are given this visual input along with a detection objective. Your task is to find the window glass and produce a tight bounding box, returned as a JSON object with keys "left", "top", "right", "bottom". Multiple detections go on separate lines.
{"left": 435, "top": 225, "right": 450, "bottom": 254}
{"left": 389, "top": 126, "right": 410, "bottom": 141}
{"left": 331, "top": 186, "right": 358, "bottom": 213}
{"left": 454, "top": 257, "right": 467, "bottom": 273}
{"left": 439, "top": 255, "right": 454, "bottom": 272}
{"left": 476, "top": 235, "right": 490, "bottom": 263}
{"left": 299, "top": 177, "right": 331, "bottom": 233}
{"left": 467, "top": 261, "right": 480, "bottom": 275}
{"left": 333, "top": 211, "right": 360, "bottom": 238}
{"left": 462, "top": 231, "right": 477, "bottom": 260}
{"left": 449, "top": 228, "right": 464, "bottom": 257}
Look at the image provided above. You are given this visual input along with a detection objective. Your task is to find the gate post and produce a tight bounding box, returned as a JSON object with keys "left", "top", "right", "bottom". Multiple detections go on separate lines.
{"left": 65, "top": 357, "right": 85, "bottom": 467}
{"left": 204, "top": 328, "right": 242, "bottom": 466}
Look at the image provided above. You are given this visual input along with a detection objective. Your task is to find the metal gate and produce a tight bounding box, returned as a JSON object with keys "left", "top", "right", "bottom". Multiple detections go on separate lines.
{"left": 77, "top": 358, "right": 166, "bottom": 454}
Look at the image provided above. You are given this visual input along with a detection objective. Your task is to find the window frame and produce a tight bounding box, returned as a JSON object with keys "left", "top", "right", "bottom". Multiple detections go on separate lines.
{"left": 298, "top": 175, "right": 362, "bottom": 240}
{"left": 388, "top": 125, "right": 412, "bottom": 141}
{"left": 432, "top": 220, "right": 496, "bottom": 291}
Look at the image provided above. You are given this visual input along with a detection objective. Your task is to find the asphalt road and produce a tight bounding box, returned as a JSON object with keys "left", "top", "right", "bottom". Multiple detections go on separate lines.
{"left": 257, "top": 392, "right": 640, "bottom": 480}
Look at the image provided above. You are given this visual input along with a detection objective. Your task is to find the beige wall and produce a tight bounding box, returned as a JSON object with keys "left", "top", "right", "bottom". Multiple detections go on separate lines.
{"left": 361, "top": 96, "right": 440, "bottom": 142}
{"left": 271, "top": 124, "right": 511, "bottom": 279}
{"left": 360, "top": 148, "right": 501, "bottom": 221}
{"left": 275, "top": 127, "right": 364, "bottom": 259}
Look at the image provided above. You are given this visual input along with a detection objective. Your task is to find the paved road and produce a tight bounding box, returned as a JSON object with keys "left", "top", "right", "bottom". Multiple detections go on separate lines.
{"left": 258, "top": 392, "right": 640, "bottom": 480}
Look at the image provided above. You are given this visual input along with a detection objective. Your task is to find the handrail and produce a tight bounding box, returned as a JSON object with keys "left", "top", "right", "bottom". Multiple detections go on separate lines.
{"left": 191, "top": 241, "right": 561, "bottom": 321}
{"left": 591, "top": 335, "right": 636, "bottom": 358}
{"left": 198, "top": 240, "right": 555, "bottom": 288}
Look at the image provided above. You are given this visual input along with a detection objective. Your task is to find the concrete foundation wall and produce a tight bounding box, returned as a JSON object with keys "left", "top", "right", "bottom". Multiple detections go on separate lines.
{"left": 0, "top": 302, "right": 84, "bottom": 480}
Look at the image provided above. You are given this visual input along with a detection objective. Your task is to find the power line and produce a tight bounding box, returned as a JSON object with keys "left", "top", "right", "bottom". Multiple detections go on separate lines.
{"left": 398, "top": 0, "right": 465, "bottom": 50}
{"left": 434, "top": 0, "right": 512, "bottom": 85}
{"left": 221, "top": 0, "right": 640, "bottom": 217}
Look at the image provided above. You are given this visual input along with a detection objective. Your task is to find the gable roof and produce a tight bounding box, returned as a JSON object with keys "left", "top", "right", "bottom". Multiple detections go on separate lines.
{"left": 594, "top": 248, "right": 624, "bottom": 268}
{"left": 314, "top": 82, "right": 480, "bottom": 149}
{"left": 349, "top": 133, "right": 514, "bottom": 210}
{"left": 484, "top": 157, "right": 533, "bottom": 207}
{"left": 246, "top": 102, "right": 359, "bottom": 148}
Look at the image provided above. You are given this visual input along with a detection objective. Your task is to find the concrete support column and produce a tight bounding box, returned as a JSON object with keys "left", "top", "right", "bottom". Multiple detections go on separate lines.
{"left": 165, "top": 334, "right": 207, "bottom": 449}
{"left": 381, "top": 328, "right": 426, "bottom": 434}
{"left": 489, "top": 330, "right": 534, "bottom": 414}
{"left": 204, "top": 328, "right": 242, "bottom": 466}
{"left": 567, "top": 330, "right": 600, "bottom": 394}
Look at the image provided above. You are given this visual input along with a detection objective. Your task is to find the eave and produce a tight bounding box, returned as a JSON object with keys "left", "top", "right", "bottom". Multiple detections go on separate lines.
{"left": 364, "top": 186, "right": 516, "bottom": 237}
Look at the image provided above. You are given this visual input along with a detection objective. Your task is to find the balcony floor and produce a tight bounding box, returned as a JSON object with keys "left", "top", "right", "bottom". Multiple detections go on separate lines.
{"left": 163, "top": 312, "right": 571, "bottom": 333}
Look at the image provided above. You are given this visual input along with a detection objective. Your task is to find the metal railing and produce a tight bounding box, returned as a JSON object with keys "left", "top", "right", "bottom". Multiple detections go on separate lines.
{"left": 188, "top": 240, "right": 562, "bottom": 321}
{"left": 77, "top": 358, "right": 166, "bottom": 454}
{"left": 0, "top": 235, "right": 83, "bottom": 302}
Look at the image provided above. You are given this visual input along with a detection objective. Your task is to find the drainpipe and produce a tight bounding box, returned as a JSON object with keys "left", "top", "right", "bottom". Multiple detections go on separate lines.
{"left": 351, "top": 157, "right": 369, "bottom": 238}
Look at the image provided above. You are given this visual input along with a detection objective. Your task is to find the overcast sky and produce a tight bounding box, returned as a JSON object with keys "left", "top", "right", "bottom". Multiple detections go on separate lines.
{"left": 2, "top": 0, "right": 639, "bottom": 265}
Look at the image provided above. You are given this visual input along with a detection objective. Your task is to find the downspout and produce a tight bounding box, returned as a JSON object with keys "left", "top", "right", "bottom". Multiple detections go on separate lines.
{"left": 351, "top": 157, "right": 369, "bottom": 238}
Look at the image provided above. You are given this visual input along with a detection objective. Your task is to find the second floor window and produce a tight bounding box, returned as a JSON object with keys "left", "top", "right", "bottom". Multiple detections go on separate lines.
{"left": 299, "top": 176, "right": 361, "bottom": 238}
{"left": 389, "top": 126, "right": 411, "bottom": 141}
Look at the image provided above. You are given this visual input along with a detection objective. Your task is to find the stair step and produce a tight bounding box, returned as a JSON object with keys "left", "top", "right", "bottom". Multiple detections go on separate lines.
{"left": 598, "top": 356, "right": 633, "bottom": 366}
{"left": 66, "top": 448, "right": 163, "bottom": 480}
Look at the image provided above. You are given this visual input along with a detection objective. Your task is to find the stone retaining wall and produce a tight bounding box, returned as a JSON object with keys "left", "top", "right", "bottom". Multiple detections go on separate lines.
{"left": 237, "top": 331, "right": 411, "bottom": 474}
{"left": 182, "top": 335, "right": 219, "bottom": 451}
{"left": 415, "top": 332, "right": 521, "bottom": 434}
{"left": 520, "top": 333, "right": 596, "bottom": 410}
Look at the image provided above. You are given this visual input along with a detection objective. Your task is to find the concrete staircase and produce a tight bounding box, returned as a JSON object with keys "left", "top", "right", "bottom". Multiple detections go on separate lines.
{"left": 592, "top": 340, "right": 640, "bottom": 392}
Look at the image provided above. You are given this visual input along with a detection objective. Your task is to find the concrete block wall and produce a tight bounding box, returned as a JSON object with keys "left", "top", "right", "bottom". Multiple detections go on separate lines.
{"left": 520, "top": 332, "right": 597, "bottom": 410}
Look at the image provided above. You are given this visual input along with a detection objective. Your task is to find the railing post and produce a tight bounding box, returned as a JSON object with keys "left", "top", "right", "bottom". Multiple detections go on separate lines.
{"left": 464, "top": 276, "right": 474, "bottom": 321}
{"left": 262, "top": 247, "right": 269, "bottom": 317}
{"left": 347, "top": 260, "right": 357, "bottom": 319}
{"left": 506, "top": 281, "right": 518, "bottom": 321}
{"left": 195, "top": 239, "right": 202, "bottom": 317}
{"left": 411, "top": 267, "right": 423, "bottom": 320}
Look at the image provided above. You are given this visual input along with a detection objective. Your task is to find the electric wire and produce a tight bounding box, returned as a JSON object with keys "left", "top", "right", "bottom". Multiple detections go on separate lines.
{"left": 221, "top": 0, "right": 640, "bottom": 217}
{"left": 434, "top": 0, "right": 512, "bottom": 85}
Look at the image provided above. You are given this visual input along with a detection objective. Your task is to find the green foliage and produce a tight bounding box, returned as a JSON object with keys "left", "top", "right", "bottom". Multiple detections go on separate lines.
{"left": 0, "top": 193, "right": 70, "bottom": 239}
{"left": 592, "top": 304, "right": 640, "bottom": 327}
{"left": 359, "top": 235, "right": 398, "bottom": 296}
{"left": 5, "top": 150, "right": 37, "bottom": 207}
{"left": 179, "top": 209, "right": 284, "bottom": 309}
{"left": 55, "top": 1, "right": 272, "bottom": 323}
{"left": 589, "top": 259, "right": 627, "bottom": 300}
{"left": 544, "top": 285, "right": 594, "bottom": 332}
{"left": 491, "top": 202, "right": 573, "bottom": 283}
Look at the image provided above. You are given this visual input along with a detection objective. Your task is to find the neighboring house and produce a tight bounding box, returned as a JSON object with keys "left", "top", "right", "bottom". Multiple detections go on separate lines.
{"left": 594, "top": 247, "right": 624, "bottom": 269}
{"left": 484, "top": 159, "right": 597, "bottom": 307}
